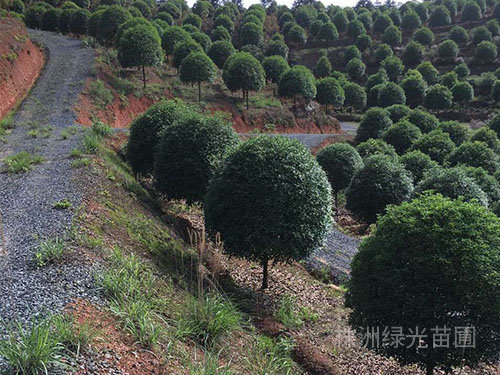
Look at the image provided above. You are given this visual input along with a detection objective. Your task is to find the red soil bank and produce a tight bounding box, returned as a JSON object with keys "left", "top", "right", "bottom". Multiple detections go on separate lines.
{"left": 0, "top": 17, "right": 44, "bottom": 119}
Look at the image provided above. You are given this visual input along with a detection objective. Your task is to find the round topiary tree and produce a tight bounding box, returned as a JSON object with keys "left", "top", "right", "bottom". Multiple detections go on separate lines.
{"left": 470, "top": 126, "right": 500, "bottom": 152}
{"left": 437, "top": 120, "right": 470, "bottom": 145}
{"left": 381, "top": 56, "right": 404, "bottom": 81}
{"left": 41, "top": 8, "right": 61, "bottom": 32}
{"left": 476, "top": 41, "right": 497, "bottom": 64}
{"left": 204, "top": 136, "right": 332, "bottom": 289}
{"left": 367, "top": 69, "right": 388, "bottom": 91}
{"left": 214, "top": 14, "right": 234, "bottom": 32}
{"left": 240, "top": 22, "right": 264, "bottom": 46}
{"left": 127, "top": 99, "right": 193, "bottom": 176}
{"left": 400, "top": 150, "right": 438, "bottom": 183}
{"left": 343, "top": 45, "right": 361, "bottom": 65}
{"left": 58, "top": 8, "right": 76, "bottom": 34}
{"left": 378, "top": 82, "right": 406, "bottom": 107}
{"left": 69, "top": 8, "right": 90, "bottom": 35}
{"left": 154, "top": 112, "right": 240, "bottom": 204}
{"left": 356, "top": 34, "right": 372, "bottom": 52}
{"left": 314, "top": 55, "right": 332, "bottom": 78}
{"left": 162, "top": 26, "right": 192, "bottom": 57}
{"left": 315, "top": 77, "right": 345, "bottom": 114}
{"left": 345, "top": 58, "right": 366, "bottom": 80}
{"left": 411, "top": 129, "right": 455, "bottom": 163}
{"left": 375, "top": 43, "right": 393, "bottom": 64}
{"left": 356, "top": 138, "right": 398, "bottom": 160}
{"left": 172, "top": 39, "right": 204, "bottom": 69}
{"left": 406, "top": 109, "right": 439, "bottom": 133}
{"left": 373, "top": 13, "right": 393, "bottom": 33}
{"left": 386, "top": 104, "right": 411, "bottom": 122}
{"left": 207, "top": 40, "right": 235, "bottom": 69}
{"left": 355, "top": 107, "right": 393, "bottom": 143}
{"left": 118, "top": 25, "right": 163, "bottom": 88}
{"left": 382, "top": 119, "right": 422, "bottom": 154}
{"left": 440, "top": 71, "right": 458, "bottom": 88}
{"left": 346, "top": 19, "right": 366, "bottom": 39}
{"left": 180, "top": 52, "right": 216, "bottom": 101}
{"left": 222, "top": 53, "right": 263, "bottom": 106}
{"left": 461, "top": 166, "right": 500, "bottom": 205}
{"left": 429, "top": 5, "right": 451, "bottom": 26}
{"left": 265, "top": 41, "right": 288, "bottom": 59}
{"left": 461, "top": 0, "right": 482, "bottom": 21}
{"left": 438, "top": 39, "right": 459, "bottom": 63}
{"left": 416, "top": 167, "right": 488, "bottom": 205}
{"left": 262, "top": 55, "right": 289, "bottom": 96}
{"left": 316, "top": 142, "right": 363, "bottom": 206}
{"left": 278, "top": 65, "right": 316, "bottom": 110}
{"left": 382, "top": 25, "right": 402, "bottom": 46}
{"left": 401, "top": 11, "right": 421, "bottom": 33}
{"left": 332, "top": 10, "right": 349, "bottom": 32}
{"left": 99, "top": 5, "right": 130, "bottom": 46}
{"left": 414, "top": 26, "right": 434, "bottom": 45}
{"left": 211, "top": 25, "right": 231, "bottom": 42}
{"left": 286, "top": 24, "right": 307, "bottom": 44}
{"left": 343, "top": 82, "right": 367, "bottom": 111}
{"left": 472, "top": 26, "right": 492, "bottom": 44}
{"left": 449, "top": 25, "right": 469, "bottom": 44}
{"left": 424, "top": 84, "right": 453, "bottom": 111}
{"left": 451, "top": 81, "right": 474, "bottom": 105}
{"left": 455, "top": 63, "right": 470, "bottom": 79}
{"left": 346, "top": 193, "right": 500, "bottom": 375}
{"left": 346, "top": 154, "right": 413, "bottom": 223}
{"left": 447, "top": 141, "right": 500, "bottom": 174}
{"left": 401, "top": 74, "right": 427, "bottom": 107}
{"left": 318, "top": 22, "right": 339, "bottom": 45}
{"left": 115, "top": 17, "right": 151, "bottom": 46}
{"left": 417, "top": 61, "right": 439, "bottom": 85}
{"left": 402, "top": 41, "right": 424, "bottom": 66}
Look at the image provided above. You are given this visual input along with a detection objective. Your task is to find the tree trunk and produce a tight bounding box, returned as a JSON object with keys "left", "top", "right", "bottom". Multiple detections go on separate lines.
{"left": 246, "top": 90, "right": 249, "bottom": 110}
{"left": 334, "top": 191, "right": 338, "bottom": 208}
{"left": 293, "top": 95, "right": 296, "bottom": 112}
{"left": 273, "top": 84, "right": 276, "bottom": 97}
{"left": 198, "top": 81, "right": 201, "bottom": 102}
{"left": 261, "top": 257, "right": 269, "bottom": 289}
{"left": 142, "top": 65, "right": 146, "bottom": 88}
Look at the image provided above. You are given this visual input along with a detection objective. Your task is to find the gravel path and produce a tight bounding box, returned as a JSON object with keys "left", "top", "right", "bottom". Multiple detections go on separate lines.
{"left": 0, "top": 30, "right": 99, "bottom": 325}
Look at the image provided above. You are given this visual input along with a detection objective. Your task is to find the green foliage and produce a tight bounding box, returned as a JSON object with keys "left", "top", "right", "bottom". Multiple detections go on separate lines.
{"left": 381, "top": 55, "right": 404, "bottom": 81}
{"left": 355, "top": 33, "right": 372, "bottom": 51}
{"left": 278, "top": 65, "right": 316, "bottom": 102}
{"left": 366, "top": 69, "right": 388, "bottom": 91}
{"left": 440, "top": 71, "right": 458, "bottom": 88}
{"left": 382, "top": 119, "right": 422, "bottom": 155}
{"left": 313, "top": 55, "right": 331, "bottom": 78}
{"left": 356, "top": 138, "right": 397, "bottom": 159}
{"left": 154, "top": 112, "right": 239, "bottom": 203}
{"left": 424, "top": 84, "right": 452, "bottom": 111}
{"left": 472, "top": 26, "right": 492, "bottom": 44}
{"left": 455, "top": 63, "right": 470, "bottom": 79}
{"left": 240, "top": 22, "right": 263, "bottom": 46}
{"left": 417, "top": 61, "right": 439, "bottom": 85}
{"left": 461, "top": 0, "right": 482, "bottom": 21}
{"left": 413, "top": 26, "right": 433, "bottom": 45}
{"left": 346, "top": 19, "right": 366, "bottom": 39}
{"left": 400, "top": 74, "right": 427, "bottom": 106}
{"left": 41, "top": 8, "right": 61, "bottom": 31}
{"left": 88, "top": 79, "right": 113, "bottom": 108}
{"left": 162, "top": 26, "right": 192, "bottom": 55}
{"left": 411, "top": 129, "right": 455, "bottom": 163}
{"left": 343, "top": 45, "right": 361, "bottom": 64}
{"left": 207, "top": 40, "right": 235, "bottom": 69}
{"left": 406, "top": 109, "right": 439, "bottom": 133}
{"left": 382, "top": 25, "right": 402, "bottom": 46}
{"left": 437, "top": 120, "right": 470, "bottom": 145}
{"left": 204, "top": 136, "right": 332, "bottom": 288}
{"left": 438, "top": 39, "right": 459, "bottom": 63}
{"left": 386, "top": 104, "right": 411, "bottom": 122}
{"left": 178, "top": 294, "right": 242, "bottom": 347}
{"left": 286, "top": 24, "right": 306, "bottom": 44}
{"left": 58, "top": 8, "right": 75, "bottom": 34}
{"left": 180, "top": 52, "right": 216, "bottom": 100}
{"left": 315, "top": 77, "right": 344, "bottom": 109}
{"left": 374, "top": 43, "right": 393, "bottom": 63}
{"left": 447, "top": 141, "right": 500, "bottom": 174}
{"left": 400, "top": 150, "right": 438, "bottom": 183}
{"left": 262, "top": 55, "right": 289, "bottom": 86}
{"left": 316, "top": 142, "right": 362, "bottom": 197}
{"left": 344, "top": 82, "right": 367, "bottom": 110}
{"left": 87, "top": 9, "right": 104, "bottom": 38}
{"left": 274, "top": 295, "right": 305, "bottom": 329}
{"left": 172, "top": 39, "right": 204, "bottom": 68}
{"left": 429, "top": 5, "right": 451, "bottom": 26}
{"left": 402, "top": 41, "right": 423, "bottom": 66}
{"left": 355, "top": 107, "right": 392, "bottom": 143}
{"left": 476, "top": 41, "right": 497, "bottom": 63}
{"left": 157, "top": 11, "right": 174, "bottom": 25}
{"left": 373, "top": 12, "right": 393, "bottom": 33}
{"left": 318, "top": 22, "right": 339, "bottom": 42}
{"left": 345, "top": 58, "right": 366, "bottom": 80}
{"left": 223, "top": 52, "right": 265, "bottom": 96}
{"left": 451, "top": 81, "right": 474, "bottom": 104}
{"left": 34, "top": 237, "right": 65, "bottom": 267}
{"left": 378, "top": 82, "right": 406, "bottom": 107}
{"left": 99, "top": 5, "right": 130, "bottom": 45}
{"left": 115, "top": 17, "right": 150, "bottom": 45}
{"left": 449, "top": 26, "right": 469, "bottom": 45}
{"left": 4, "top": 151, "right": 43, "bottom": 173}
{"left": 461, "top": 166, "right": 500, "bottom": 205}
{"left": 346, "top": 194, "right": 500, "bottom": 374}
{"left": 346, "top": 154, "right": 413, "bottom": 223}
{"left": 401, "top": 10, "right": 421, "bottom": 32}
{"left": 25, "top": 4, "right": 48, "bottom": 29}
{"left": 492, "top": 80, "right": 500, "bottom": 101}
{"left": 332, "top": 10, "right": 348, "bottom": 32}
{"left": 265, "top": 41, "right": 288, "bottom": 59}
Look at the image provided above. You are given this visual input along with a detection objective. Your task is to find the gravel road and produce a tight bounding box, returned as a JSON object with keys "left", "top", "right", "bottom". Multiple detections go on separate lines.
{"left": 0, "top": 30, "right": 99, "bottom": 325}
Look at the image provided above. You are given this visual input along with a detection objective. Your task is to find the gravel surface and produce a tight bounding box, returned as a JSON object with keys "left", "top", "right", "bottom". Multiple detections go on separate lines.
{"left": 0, "top": 30, "right": 99, "bottom": 326}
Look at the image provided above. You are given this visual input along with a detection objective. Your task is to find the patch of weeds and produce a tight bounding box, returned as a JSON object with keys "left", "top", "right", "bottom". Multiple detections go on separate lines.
{"left": 189, "top": 351, "right": 233, "bottom": 375}
{"left": 299, "top": 306, "right": 319, "bottom": 324}
{"left": 0, "top": 318, "right": 65, "bottom": 375}
{"left": 177, "top": 294, "right": 242, "bottom": 348}
{"left": 82, "top": 130, "right": 101, "bottom": 154}
{"left": 27, "top": 129, "right": 39, "bottom": 138}
{"left": 3, "top": 151, "right": 44, "bottom": 173}
{"left": 88, "top": 79, "right": 113, "bottom": 108}
{"left": 70, "top": 148, "right": 83, "bottom": 158}
{"left": 71, "top": 158, "right": 91, "bottom": 168}
{"left": 0, "top": 110, "right": 15, "bottom": 134}
{"left": 68, "top": 126, "right": 80, "bottom": 135}
{"left": 110, "top": 76, "right": 137, "bottom": 96}
{"left": 61, "top": 130, "right": 70, "bottom": 139}
{"left": 52, "top": 315, "right": 99, "bottom": 356}
{"left": 91, "top": 120, "right": 113, "bottom": 137}
{"left": 53, "top": 199, "right": 72, "bottom": 210}
{"left": 275, "top": 295, "right": 304, "bottom": 329}
{"left": 244, "top": 336, "right": 299, "bottom": 375}
{"left": 34, "top": 237, "right": 65, "bottom": 266}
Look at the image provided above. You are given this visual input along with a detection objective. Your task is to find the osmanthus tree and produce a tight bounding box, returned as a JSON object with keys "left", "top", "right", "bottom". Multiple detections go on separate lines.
{"left": 204, "top": 136, "right": 332, "bottom": 289}
{"left": 207, "top": 40, "right": 235, "bottom": 69}
{"left": 278, "top": 65, "right": 317, "bottom": 111}
{"left": 99, "top": 5, "right": 130, "bottom": 46}
{"left": 222, "top": 52, "right": 265, "bottom": 110}
{"left": 316, "top": 142, "right": 363, "bottom": 206}
{"left": 315, "top": 77, "right": 344, "bottom": 114}
{"left": 117, "top": 24, "right": 163, "bottom": 88}
{"left": 346, "top": 193, "right": 500, "bottom": 375}
{"left": 179, "top": 52, "right": 216, "bottom": 102}
{"left": 261, "top": 55, "right": 289, "bottom": 96}
{"left": 161, "top": 26, "right": 192, "bottom": 57}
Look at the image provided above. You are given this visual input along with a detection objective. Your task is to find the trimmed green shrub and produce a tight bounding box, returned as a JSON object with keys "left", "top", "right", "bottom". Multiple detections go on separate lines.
{"left": 386, "top": 104, "right": 411, "bottom": 122}
{"left": 381, "top": 55, "right": 404, "bottom": 81}
{"left": 406, "top": 109, "right": 439, "bottom": 133}
{"left": 99, "top": 5, "right": 130, "bottom": 45}
{"left": 429, "top": 5, "right": 451, "bottom": 26}
{"left": 355, "top": 107, "right": 393, "bottom": 143}
{"left": 449, "top": 25, "right": 469, "bottom": 44}
{"left": 472, "top": 26, "right": 492, "bottom": 44}
{"left": 375, "top": 43, "right": 393, "bottom": 63}
{"left": 411, "top": 129, "right": 455, "bottom": 163}
{"left": 438, "top": 39, "right": 459, "bottom": 63}
{"left": 345, "top": 58, "right": 366, "bottom": 80}
{"left": 461, "top": 0, "right": 482, "bottom": 21}
{"left": 417, "top": 61, "right": 439, "bottom": 85}
{"left": 382, "top": 119, "right": 422, "bottom": 154}
{"left": 476, "top": 41, "right": 497, "bottom": 63}
{"left": 437, "top": 120, "right": 470, "bottom": 145}
{"left": 314, "top": 56, "right": 332, "bottom": 78}
{"left": 455, "top": 63, "right": 470, "bottom": 79}
{"left": 382, "top": 25, "right": 402, "bottom": 46}
{"left": 451, "top": 81, "right": 474, "bottom": 104}
{"left": 440, "top": 71, "right": 458, "bottom": 88}
{"left": 424, "top": 84, "right": 452, "bottom": 111}
{"left": 413, "top": 26, "right": 434, "bottom": 45}
{"left": 346, "top": 19, "right": 366, "bottom": 39}
{"left": 207, "top": 40, "right": 235, "bottom": 69}
{"left": 378, "top": 82, "right": 406, "bottom": 107}
{"left": 447, "top": 141, "right": 499, "bottom": 174}
{"left": 399, "top": 150, "right": 438, "bottom": 183}
{"left": 356, "top": 34, "right": 372, "bottom": 51}
{"left": 343, "top": 45, "right": 361, "bottom": 65}
{"left": 343, "top": 82, "right": 367, "bottom": 110}
{"left": 172, "top": 39, "right": 204, "bottom": 68}
{"left": 402, "top": 41, "right": 424, "bottom": 66}
{"left": 179, "top": 52, "right": 216, "bottom": 101}
{"left": 470, "top": 127, "right": 500, "bottom": 152}
{"left": 315, "top": 77, "right": 344, "bottom": 112}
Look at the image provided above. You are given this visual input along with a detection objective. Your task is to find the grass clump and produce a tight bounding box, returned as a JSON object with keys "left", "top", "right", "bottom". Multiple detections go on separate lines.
{"left": 71, "top": 158, "right": 91, "bottom": 168}
{"left": 3, "top": 151, "right": 44, "bottom": 173}
{"left": 81, "top": 120, "right": 113, "bottom": 154}
{"left": 244, "top": 336, "right": 299, "bottom": 375}
{"left": 189, "top": 352, "right": 233, "bottom": 375}
{"left": 88, "top": 79, "right": 113, "bottom": 108}
{"left": 34, "top": 237, "right": 65, "bottom": 267}
{"left": 0, "top": 318, "right": 64, "bottom": 375}
{"left": 275, "top": 295, "right": 306, "bottom": 329}
{"left": 177, "top": 294, "right": 242, "bottom": 348}
{"left": 52, "top": 198, "right": 72, "bottom": 210}
{"left": 52, "top": 315, "right": 99, "bottom": 356}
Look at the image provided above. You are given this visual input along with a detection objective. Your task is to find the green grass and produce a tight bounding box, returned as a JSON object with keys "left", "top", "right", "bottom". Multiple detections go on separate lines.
{"left": 3, "top": 151, "right": 44, "bottom": 173}
{"left": 0, "top": 109, "right": 15, "bottom": 135}
{"left": 244, "top": 336, "right": 299, "bottom": 375}
{"left": 91, "top": 120, "right": 113, "bottom": 137}
{"left": 0, "top": 318, "right": 65, "bottom": 375}
{"left": 52, "top": 199, "right": 72, "bottom": 210}
{"left": 88, "top": 79, "right": 113, "bottom": 108}
{"left": 51, "top": 315, "right": 99, "bottom": 356}
{"left": 189, "top": 352, "right": 233, "bottom": 375}
{"left": 82, "top": 130, "right": 101, "bottom": 154}
{"left": 177, "top": 294, "right": 242, "bottom": 348}
{"left": 34, "top": 237, "right": 65, "bottom": 267}
{"left": 275, "top": 295, "right": 304, "bottom": 329}
{"left": 71, "top": 158, "right": 91, "bottom": 168}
